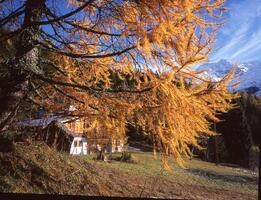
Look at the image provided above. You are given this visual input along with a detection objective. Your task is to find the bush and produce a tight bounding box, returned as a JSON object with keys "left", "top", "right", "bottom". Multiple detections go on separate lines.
{"left": 249, "top": 145, "right": 259, "bottom": 172}
{"left": 0, "top": 130, "right": 16, "bottom": 152}
{"left": 117, "top": 152, "right": 137, "bottom": 163}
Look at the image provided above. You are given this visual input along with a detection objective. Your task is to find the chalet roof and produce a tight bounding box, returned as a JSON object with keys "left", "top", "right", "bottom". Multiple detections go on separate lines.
{"left": 18, "top": 115, "right": 86, "bottom": 138}
{"left": 51, "top": 120, "right": 85, "bottom": 138}
{"left": 17, "top": 115, "right": 79, "bottom": 129}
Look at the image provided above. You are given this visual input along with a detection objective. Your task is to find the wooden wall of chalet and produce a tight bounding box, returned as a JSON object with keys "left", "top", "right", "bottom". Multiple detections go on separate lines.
{"left": 63, "top": 118, "right": 125, "bottom": 152}
{"left": 35, "top": 121, "right": 74, "bottom": 153}
{"left": 64, "top": 119, "right": 85, "bottom": 134}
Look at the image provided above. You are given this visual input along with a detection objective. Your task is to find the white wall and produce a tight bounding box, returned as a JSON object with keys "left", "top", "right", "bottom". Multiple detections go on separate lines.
{"left": 70, "top": 137, "right": 87, "bottom": 155}
{"left": 70, "top": 137, "right": 125, "bottom": 155}
{"left": 108, "top": 139, "right": 124, "bottom": 153}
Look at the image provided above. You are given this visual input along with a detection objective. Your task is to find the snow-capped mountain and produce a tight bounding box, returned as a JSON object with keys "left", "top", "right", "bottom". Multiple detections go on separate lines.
{"left": 195, "top": 59, "right": 261, "bottom": 96}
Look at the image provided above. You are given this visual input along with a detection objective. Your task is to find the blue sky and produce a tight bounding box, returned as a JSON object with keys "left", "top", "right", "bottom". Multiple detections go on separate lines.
{"left": 210, "top": 0, "right": 261, "bottom": 63}
{"left": 41, "top": 0, "right": 260, "bottom": 64}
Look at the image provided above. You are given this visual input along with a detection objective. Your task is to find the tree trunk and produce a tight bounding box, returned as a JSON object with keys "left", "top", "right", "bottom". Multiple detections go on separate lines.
{"left": 96, "top": 145, "right": 106, "bottom": 161}
{"left": 166, "top": 146, "right": 169, "bottom": 156}
{"left": 0, "top": 0, "right": 45, "bottom": 132}
{"left": 214, "top": 123, "right": 219, "bottom": 165}
{"left": 241, "top": 95, "right": 257, "bottom": 170}
{"left": 205, "top": 138, "right": 211, "bottom": 161}
{"left": 152, "top": 135, "right": 157, "bottom": 159}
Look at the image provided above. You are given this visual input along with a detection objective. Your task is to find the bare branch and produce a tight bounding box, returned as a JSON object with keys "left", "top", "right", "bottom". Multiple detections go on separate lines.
{"left": 34, "top": 0, "right": 96, "bottom": 25}
{"left": 34, "top": 73, "right": 153, "bottom": 94}
{"left": 64, "top": 20, "right": 123, "bottom": 37}
{"left": 51, "top": 84, "right": 85, "bottom": 104}
{"left": 44, "top": 44, "right": 136, "bottom": 59}
{"left": 0, "top": 4, "right": 25, "bottom": 26}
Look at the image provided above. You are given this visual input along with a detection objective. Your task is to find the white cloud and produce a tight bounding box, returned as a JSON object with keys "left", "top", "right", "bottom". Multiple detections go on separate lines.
{"left": 210, "top": 0, "right": 261, "bottom": 62}
{"left": 230, "top": 27, "right": 261, "bottom": 60}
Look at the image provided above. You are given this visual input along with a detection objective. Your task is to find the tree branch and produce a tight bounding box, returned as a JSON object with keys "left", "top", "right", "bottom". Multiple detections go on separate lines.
{"left": 51, "top": 84, "right": 85, "bottom": 104}
{"left": 0, "top": 4, "right": 25, "bottom": 26}
{"left": 64, "top": 20, "right": 123, "bottom": 37}
{"left": 41, "top": 43, "right": 136, "bottom": 59}
{"left": 34, "top": 0, "right": 96, "bottom": 25}
{"left": 34, "top": 73, "right": 153, "bottom": 93}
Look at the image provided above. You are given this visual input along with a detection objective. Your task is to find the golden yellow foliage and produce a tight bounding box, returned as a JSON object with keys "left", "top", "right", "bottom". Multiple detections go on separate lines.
{"left": 1, "top": 0, "right": 237, "bottom": 168}
{"left": 41, "top": 0, "right": 236, "bottom": 168}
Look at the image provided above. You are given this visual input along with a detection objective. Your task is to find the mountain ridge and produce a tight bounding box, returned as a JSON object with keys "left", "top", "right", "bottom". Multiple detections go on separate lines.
{"left": 196, "top": 59, "right": 261, "bottom": 96}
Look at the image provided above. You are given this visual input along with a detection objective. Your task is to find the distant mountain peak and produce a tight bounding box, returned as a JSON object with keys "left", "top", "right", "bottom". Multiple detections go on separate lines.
{"left": 238, "top": 64, "right": 249, "bottom": 73}
{"left": 196, "top": 59, "right": 261, "bottom": 96}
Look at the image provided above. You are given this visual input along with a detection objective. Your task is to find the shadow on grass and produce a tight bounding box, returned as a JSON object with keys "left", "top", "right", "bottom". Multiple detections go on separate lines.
{"left": 0, "top": 152, "right": 58, "bottom": 193}
{"left": 186, "top": 168, "right": 257, "bottom": 185}
{"left": 0, "top": 177, "right": 12, "bottom": 193}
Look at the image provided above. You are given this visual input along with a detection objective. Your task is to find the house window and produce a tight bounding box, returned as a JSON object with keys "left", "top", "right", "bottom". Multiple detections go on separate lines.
{"left": 75, "top": 119, "right": 81, "bottom": 133}
{"left": 79, "top": 140, "right": 83, "bottom": 147}
{"left": 74, "top": 140, "right": 77, "bottom": 147}
{"left": 71, "top": 122, "right": 76, "bottom": 131}
{"left": 116, "top": 140, "right": 121, "bottom": 146}
{"left": 84, "top": 119, "right": 88, "bottom": 129}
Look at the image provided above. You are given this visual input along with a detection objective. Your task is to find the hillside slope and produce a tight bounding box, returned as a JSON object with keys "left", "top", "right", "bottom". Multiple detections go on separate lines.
{"left": 0, "top": 140, "right": 258, "bottom": 199}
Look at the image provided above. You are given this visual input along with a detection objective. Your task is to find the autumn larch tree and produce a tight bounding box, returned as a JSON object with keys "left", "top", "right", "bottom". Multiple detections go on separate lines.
{"left": 0, "top": 0, "right": 237, "bottom": 167}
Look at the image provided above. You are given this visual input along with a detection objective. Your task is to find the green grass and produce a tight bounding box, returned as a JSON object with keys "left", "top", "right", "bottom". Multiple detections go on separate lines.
{"left": 84, "top": 151, "right": 258, "bottom": 195}
{"left": 0, "top": 141, "right": 258, "bottom": 199}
